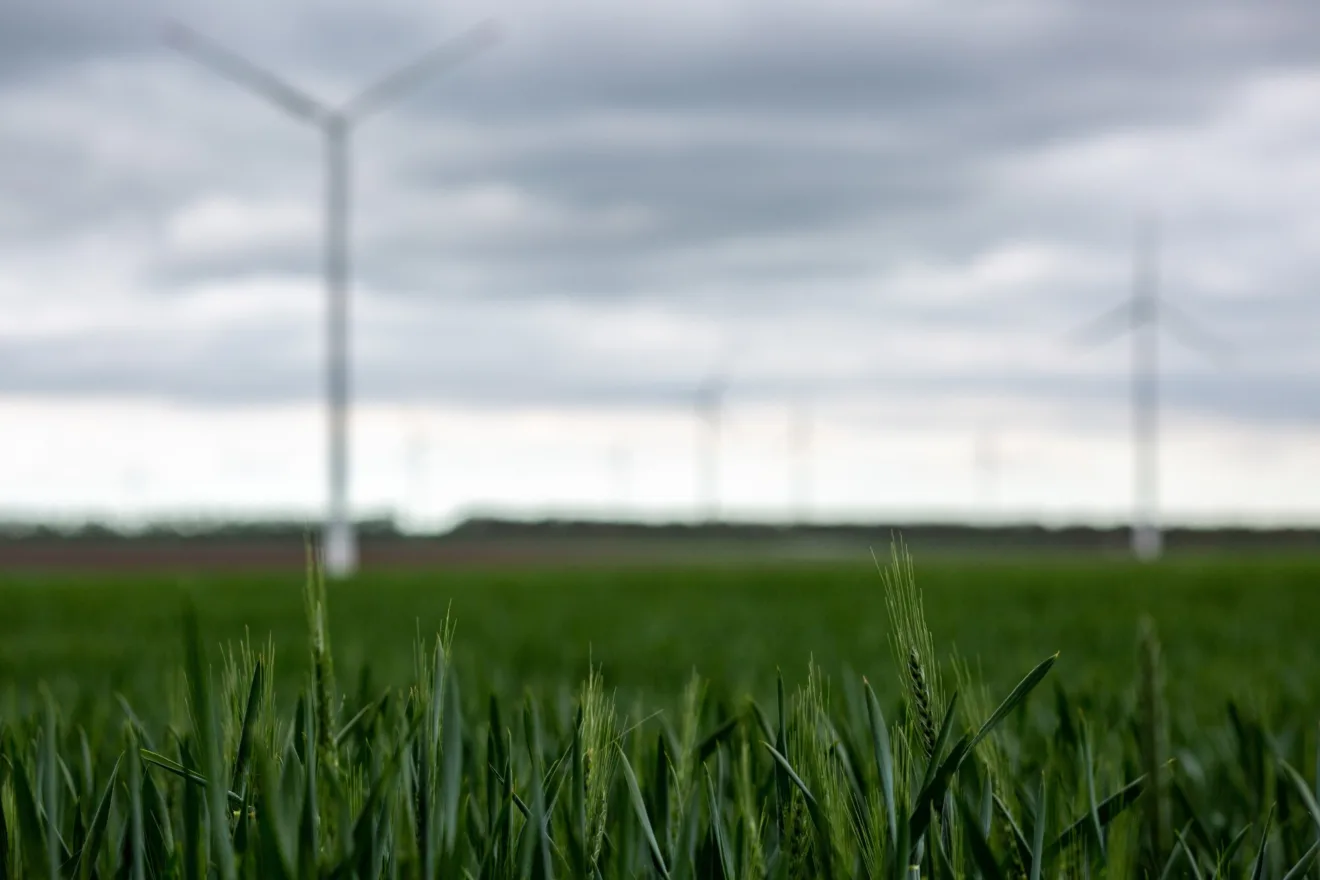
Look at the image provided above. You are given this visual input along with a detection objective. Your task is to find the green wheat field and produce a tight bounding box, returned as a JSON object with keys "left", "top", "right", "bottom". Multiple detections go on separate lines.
{"left": 1, "top": 549, "right": 1319, "bottom": 877}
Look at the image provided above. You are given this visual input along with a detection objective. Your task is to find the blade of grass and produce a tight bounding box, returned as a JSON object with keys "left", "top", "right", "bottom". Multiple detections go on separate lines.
{"left": 41, "top": 690, "right": 60, "bottom": 880}
{"left": 774, "top": 671, "right": 789, "bottom": 837}
{"left": 993, "top": 793, "right": 1032, "bottom": 871}
{"left": 501, "top": 728, "right": 514, "bottom": 874}
{"left": 1281, "top": 762, "right": 1320, "bottom": 831}
{"left": 9, "top": 751, "right": 52, "bottom": 878}
{"left": 1281, "top": 840, "right": 1320, "bottom": 880}
{"left": 762, "top": 742, "right": 835, "bottom": 880}
{"left": 967, "top": 655, "right": 1057, "bottom": 756}
{"left": 1157, "top": 835, "right": 1185, "bottom": 880}
{"left": 184, "top": 603, "right": 236, "bottom": 880}
{"left": 1082, "top": 723, "right": 1105, "bottom": 863}
{"left": 127, "top": 727, "right": 146, "bottom": 880}
{"left": 918, "top": 691, "right": 961, "bottom": 794}
{"left": 955, "top": 792, "right": 1006, "bottom": 880}
{"left": 1249, "top": 804, "right": 1275, "bottom": 880}
{"left": 1171, "top": 775, "right": 1216, "bottom": 856}
{"left": 139, "top": 750, "right": 243, "bottom": 805}
{"left": 930, "top": 814, "right": 956, "bottom": 880}
{"left": 229, "top": 659, "right": 263, "bottom": 795}
{"left": 705, "top": 765, "right": 735, "bottom": 880}
{"left": 617, "top": 743, "right": 671, "bottom": 880}
{"left": 980, "top": 771, "right": 992, "bottom": 838}
{"left": 333, "top": 693, "right": 386, "bottom": 749}
{"left": 1029, "top": 775, "right": 1046, "bottom": 880}
{"left": 569, "top": 707, "right": 588, "bottom": 877}
{"left": 1217, "top": 822, "right": 1252, "bottom": 871}
{"left": 254, "top": 746, "right": 294, "bottom": 880}
{"left": 181, "top": 737, "right": 203, "bottom": 880}
{"left": 525, "top": 700, "right": 555, "bottom": 880}
{"left": 696, "top": 718, "right": 739, "bottom": 764}
{"left": 440, "top": 668, "right": 463, "bottom": 857}
{"left": 0, "top": 761, "right": 8, "bottom": 878}
{"left": 864, "top": 678, "right": 899, "bottom": 850}
{"left": 909, "top": 735, "right": 971, "bottom": 847}
{"left": 143, "top": 767, "right": 173, "bottom": 879}
{"left": 298, "top": 692, "right": 319, "bottom": 880}
{"left": 747, "top": 700, "right": 775, "bottom": 746}
{"left": 69, "top": 754, "right": 119, "bottom": 880}
{"left": 653, "top": 731, "right": 671, "bottom": 862}
{"left": 1176, "top": 829, "right": 1205, "bottom": 880}
{"left": 1046, "top": 775, "right": 1147, "bottom": 856}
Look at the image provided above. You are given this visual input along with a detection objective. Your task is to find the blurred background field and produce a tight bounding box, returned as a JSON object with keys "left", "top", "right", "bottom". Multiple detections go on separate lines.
{"left": 4, "top": 549, "right": 1317, "bottom": 723}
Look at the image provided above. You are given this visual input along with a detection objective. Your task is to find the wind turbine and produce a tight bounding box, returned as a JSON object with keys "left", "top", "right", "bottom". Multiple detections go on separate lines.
{"left": 788, "top": 397, "right": 813, "bottom": 525}
{"left": 973, "top": 424, "right": 999, "bottom": 517}
{"left": 402, "top": 408, "right": 429, "bottom": 530}
{"left": 1073, "top": 216, "right": 1226, "bottom": 561}
{"left": 607, "top": 441, "right": 632, "bottom": 519}
{"left": 165, "top": 19, "right": 499, "bottom": 578}
{"left": 694, "top": 371, "right": 726, "bottom": 523}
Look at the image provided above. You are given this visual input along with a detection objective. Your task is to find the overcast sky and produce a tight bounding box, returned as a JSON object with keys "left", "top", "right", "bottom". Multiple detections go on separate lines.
{"left": 2, "top": 0, "right": 1318, "bottom": 526}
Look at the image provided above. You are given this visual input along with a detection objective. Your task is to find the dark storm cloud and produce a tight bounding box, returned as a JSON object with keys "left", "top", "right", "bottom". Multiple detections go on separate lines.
{"left": 2, "top": 0, "right": 1320, "bottom": 428}
{"left": 0, "top": 0, "right": 158, "bottom": 80}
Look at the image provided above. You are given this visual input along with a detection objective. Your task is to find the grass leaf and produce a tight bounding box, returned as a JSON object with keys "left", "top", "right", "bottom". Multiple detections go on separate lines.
{"left": 618, "top": 742, "right": 671, "bottom": 880}
{"left": 1029, "top": 774, "right": 1046, "bottom": 880}
{"left": 864, "top": 678, "right": 899, "bottom": 850}
{"left": 968, "top": 655, "right": 1057, "bottom": 756}
{"left": 1249, "top": 804, "right": 1275, "bottom": 880}
{"left": 229, "top": 659, "right": 263, "bottom": 795}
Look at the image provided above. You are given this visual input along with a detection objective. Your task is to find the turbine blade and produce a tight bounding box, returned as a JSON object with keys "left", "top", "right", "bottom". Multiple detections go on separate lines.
{"left": 163, "top": 21, "right": 326, "bottom": 123}
{"left": 342, "top": 19, "right": 501, "bottom": 121}
{"left": 1160, "top": 300, "right": 1232, "bottom": 364}
{"left": 1067, "top": 299, "right": 1137, "bottom": 348}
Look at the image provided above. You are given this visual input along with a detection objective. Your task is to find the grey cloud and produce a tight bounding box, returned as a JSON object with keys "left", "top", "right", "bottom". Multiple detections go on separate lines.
{"left": 1, "top": 294, "right": 1311, "bottom": 431}
{"left": 0, "top": 0, "right": 159, "bottom": 81}
{"left": 2, "top": 0, "right": 1320, "bottom": 430}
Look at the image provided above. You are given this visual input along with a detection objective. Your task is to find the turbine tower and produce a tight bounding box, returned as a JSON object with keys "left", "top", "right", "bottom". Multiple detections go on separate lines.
{"left": 403, "top": 409, "right": 429, "bottom": 529}
{"left": 608, "top": 441, "right": 632, "bottom": 519}
{"left": 694, "top": 372, "right": 726, "bottom": 523}
{"left": 1073, "top": 216, "right": 1225, "bottom": 561}
{"left": 788, "top": 398, "right": 812, "bottom": 525}
{"left": 974, "top": 424, "right": 998, "bottom": 517}
{"left": 165, "top": 19, "right": 498, "bottom": 578}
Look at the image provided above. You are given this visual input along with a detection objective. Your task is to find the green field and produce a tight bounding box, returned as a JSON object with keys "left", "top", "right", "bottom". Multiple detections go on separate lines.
{"left": 3, "top": 554, "right": 1318, "bottom": 716}
{"left": 3, "top": 552, "right": 1320, "bottom": 877}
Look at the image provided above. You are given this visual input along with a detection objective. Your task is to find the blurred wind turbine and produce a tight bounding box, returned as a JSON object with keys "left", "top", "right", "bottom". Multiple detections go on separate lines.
{"left": 788, "top": 398, "right": 812, "bottom": 525}
{"left": 164, "top": 19, "right": 499, "bottom": 577}
{"left": 121, "top": 464, "right": 150, "bottom": 528}
{"left": 608, "top": 441, "right": 632, "bottom": 518}
{"left": 1072, "top": 216, "right": 1228, "bottom": 561}
{"left": 694, "top": 370, "right": 726, "bottom": 523}
{"left": 690, "top": 315, "right": 754, "bottom": 523}
{"left": 402, "top": 409, "right": 429, "bottom": 529}
{"left": 974, "top": 424, "right": 998, "bottom": 516}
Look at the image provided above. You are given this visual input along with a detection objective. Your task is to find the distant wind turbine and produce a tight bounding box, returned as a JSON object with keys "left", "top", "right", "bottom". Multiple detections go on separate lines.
{"left": 1072, "top": 216, "right": 1227, "bottom": 561}
{"left": 788, "top": 398, "right": 813, "bottom": 525}
{"left": 608, "top": 441, "right": 632, "bottom": 518}
{"left": 403, "top": 409, "right": 429, "bottom": 528}
{"left": 165, "top": 19, "right": 499, "bottom": 577}
{"left": 694, "top": 371, "right": 726, "bottom": 523}
{"left": 973, "top": 424, "right": 999, "bottom": 516}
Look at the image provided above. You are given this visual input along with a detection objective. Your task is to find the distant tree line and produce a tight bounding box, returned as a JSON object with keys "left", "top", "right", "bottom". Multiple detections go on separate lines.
{"left": 0, "top": 515, "right": 1316, "bottom": 552}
